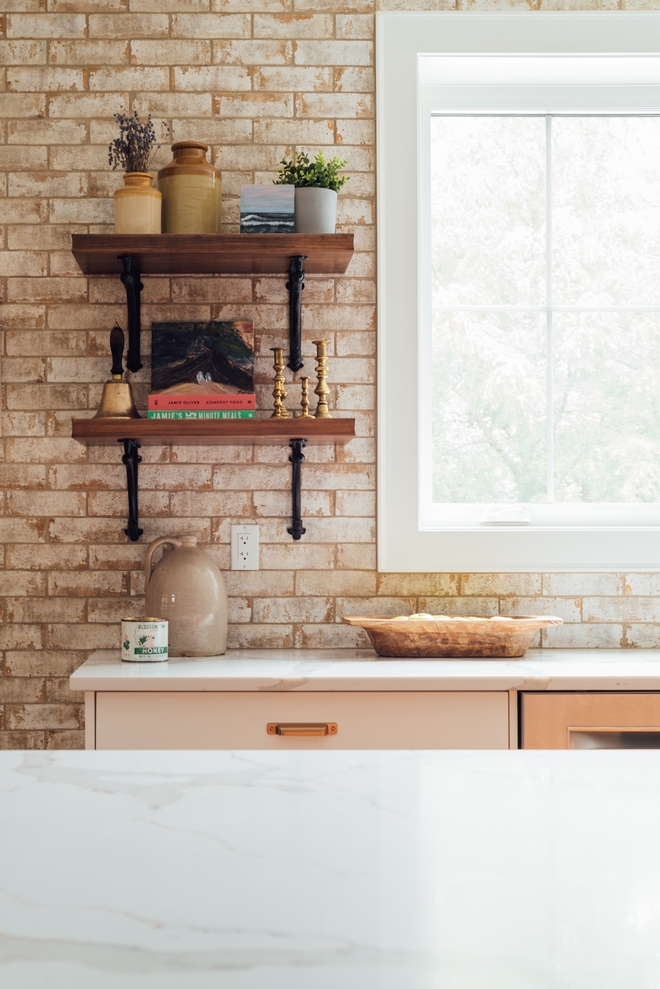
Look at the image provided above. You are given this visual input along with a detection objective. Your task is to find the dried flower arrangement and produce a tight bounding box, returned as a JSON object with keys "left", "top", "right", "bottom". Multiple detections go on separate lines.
{"left": 108, "top": 112, "right": 169, "bottom": 174}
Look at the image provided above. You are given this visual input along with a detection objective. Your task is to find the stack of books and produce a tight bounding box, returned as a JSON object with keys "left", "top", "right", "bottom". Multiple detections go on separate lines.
{"left": 148, "top": 394, "right": 255, "bottom": 420}
{"left": 148, "top": 320, "right": 256, "bottom": 420}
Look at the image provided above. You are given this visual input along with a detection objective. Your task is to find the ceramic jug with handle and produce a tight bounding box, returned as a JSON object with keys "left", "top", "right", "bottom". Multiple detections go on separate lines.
{"left": 144, "top": 536, "right": 228, "bottom": 657}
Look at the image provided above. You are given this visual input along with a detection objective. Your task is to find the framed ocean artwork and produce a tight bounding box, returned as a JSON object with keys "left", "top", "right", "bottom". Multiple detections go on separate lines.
{"left": 150, "top": 321, "right": 255, "bottom": 395}
{"left": 240, "top": 184, "right": 294, "bottom": 233}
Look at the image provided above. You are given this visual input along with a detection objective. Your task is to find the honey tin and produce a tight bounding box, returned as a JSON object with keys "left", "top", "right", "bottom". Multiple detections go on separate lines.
{"left": 121, "top": 618, "right": 168, "bottom": 662}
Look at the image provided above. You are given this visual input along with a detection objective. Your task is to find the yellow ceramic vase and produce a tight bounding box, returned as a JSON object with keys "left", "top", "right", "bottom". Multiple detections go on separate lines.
{"left": 114, "top": 172, "right": 162, "bottom": 234}
{"left": 157, "top": 141, "right": 222, "bottom": 234}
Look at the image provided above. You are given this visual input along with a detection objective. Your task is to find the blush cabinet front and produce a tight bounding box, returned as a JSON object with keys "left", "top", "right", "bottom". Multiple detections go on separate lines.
{"left": 89, "top": 690, "right": 511, "bottom": 750}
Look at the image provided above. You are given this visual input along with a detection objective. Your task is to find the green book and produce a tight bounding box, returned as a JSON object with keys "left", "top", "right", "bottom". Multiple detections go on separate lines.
{"left": 147, "top": 410, "right": 256, "bottom": 420}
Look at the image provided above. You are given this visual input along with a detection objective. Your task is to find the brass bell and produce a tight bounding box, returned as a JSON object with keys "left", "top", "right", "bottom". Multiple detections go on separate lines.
{"left": 94, "top": 324, "right": 141, "bottom": 419}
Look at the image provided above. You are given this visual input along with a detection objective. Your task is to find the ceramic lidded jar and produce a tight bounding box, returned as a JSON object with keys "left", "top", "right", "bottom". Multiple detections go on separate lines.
{"left": 157, "top": 141, "right": 222, "bottom": 234}
{"left": 144, "top": 536, "right": 228, "bottom": 657}
{"left": 114, "top": 172, "right": 162, "bottom": 234}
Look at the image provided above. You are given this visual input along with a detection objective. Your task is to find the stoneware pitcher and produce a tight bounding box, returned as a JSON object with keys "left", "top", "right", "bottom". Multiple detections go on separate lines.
{"left": 144, "top": 536, "right": 228, "bottom": 657}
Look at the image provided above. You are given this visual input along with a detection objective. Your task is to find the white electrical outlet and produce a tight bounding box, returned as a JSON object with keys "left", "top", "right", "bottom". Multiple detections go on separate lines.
{"left": 231, "top": 524, "right": 259, "bottom": 570}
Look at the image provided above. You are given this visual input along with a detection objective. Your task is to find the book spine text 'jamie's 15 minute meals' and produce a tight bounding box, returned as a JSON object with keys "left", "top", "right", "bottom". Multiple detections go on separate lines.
{"left": 147, "top": 410, "right": 256, "bottom": 420}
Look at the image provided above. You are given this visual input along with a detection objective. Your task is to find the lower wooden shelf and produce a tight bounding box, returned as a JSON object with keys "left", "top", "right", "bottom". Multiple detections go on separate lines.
{"left": 71, "top": 416, "right": 355, "bottom": 446}
{"left": 71, "top": 416, "right": 356, "bottom": 543}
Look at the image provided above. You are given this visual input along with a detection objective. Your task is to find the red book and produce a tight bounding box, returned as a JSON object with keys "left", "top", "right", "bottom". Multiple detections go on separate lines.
{"left": 148, "top": 393, "right": 256, "bottom": 411}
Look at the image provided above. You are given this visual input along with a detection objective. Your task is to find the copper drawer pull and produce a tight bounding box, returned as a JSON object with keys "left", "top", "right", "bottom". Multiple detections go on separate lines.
{"left": 567, "top": 726, "right": 660, "bottom": 749}
{"left": 267, "top": 722, "right": 338, "bottom": 736}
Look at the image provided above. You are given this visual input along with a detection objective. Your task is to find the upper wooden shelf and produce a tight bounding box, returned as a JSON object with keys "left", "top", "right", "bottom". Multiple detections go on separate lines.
{"left": 72, "top": 416, "right": 356, "bottom": 446}
{"left": 71, "top": 233, "right": 354, "bottom": 277}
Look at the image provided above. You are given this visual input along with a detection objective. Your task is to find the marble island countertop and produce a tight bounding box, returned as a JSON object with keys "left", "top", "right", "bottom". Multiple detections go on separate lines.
{"left": 2, "top": 749, "right": 660, "bottom": 988}
{"left": 72, "top": 647, "right": 660, "bottom": 691}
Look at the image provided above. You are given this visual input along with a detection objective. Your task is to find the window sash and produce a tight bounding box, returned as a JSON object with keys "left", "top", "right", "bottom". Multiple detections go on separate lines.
{"left": 377, "top": 11, "right": 660, "bottom": 570}
{"left": 420, "top": 109, "right": 660, "bottom": 530}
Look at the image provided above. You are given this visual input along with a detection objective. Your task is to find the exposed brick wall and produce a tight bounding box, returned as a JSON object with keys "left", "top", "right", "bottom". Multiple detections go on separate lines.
{"left": 0, "top": 0, "right": 655, "bottom": 749}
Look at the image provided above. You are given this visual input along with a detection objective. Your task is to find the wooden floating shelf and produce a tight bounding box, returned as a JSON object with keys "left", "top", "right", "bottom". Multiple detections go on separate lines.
{"left": 71, "top": 233, "right": 354, "bottom": 277}
{"left": 72, "top": 416, "right": 356, "bottom": 447}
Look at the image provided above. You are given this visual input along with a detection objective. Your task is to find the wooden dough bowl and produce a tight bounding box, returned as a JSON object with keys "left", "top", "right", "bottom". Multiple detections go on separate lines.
{"left": 342, "top": 615, "right": 564, "bottom": 659}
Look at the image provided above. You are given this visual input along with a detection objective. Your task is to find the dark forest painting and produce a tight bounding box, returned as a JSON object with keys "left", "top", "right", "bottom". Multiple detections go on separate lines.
{"left": 151, "top": 321, "right": 255, "bottom": 395}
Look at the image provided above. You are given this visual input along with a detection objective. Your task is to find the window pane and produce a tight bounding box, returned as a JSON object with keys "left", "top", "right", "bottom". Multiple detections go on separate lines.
{"left": 432, "top": 312, "right": 547, "bottom": 503}
{"left": 553, "top": 117, "right": 660, "bottom": 306}
{"left": 554, "top": 313, "right": 660, "bottom": 502}
{"left": 431, "top": 116, "right": 546, "bottom": 307}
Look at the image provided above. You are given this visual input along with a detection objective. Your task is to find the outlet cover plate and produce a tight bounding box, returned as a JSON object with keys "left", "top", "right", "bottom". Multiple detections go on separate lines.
{"left": 231, "top": 524, "right": 259, "bottom": 571}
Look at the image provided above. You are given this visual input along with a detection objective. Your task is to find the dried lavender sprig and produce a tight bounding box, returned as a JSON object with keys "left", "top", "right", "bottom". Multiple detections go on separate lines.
{"left": 108, "top": 112, "right": 169, "bottom": 173}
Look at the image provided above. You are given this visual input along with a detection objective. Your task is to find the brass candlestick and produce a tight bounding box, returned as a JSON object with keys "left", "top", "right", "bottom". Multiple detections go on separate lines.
{"left": 312, "top": 339, "right": 331, "bottom": 419}
{"left": 297, "top": 376, "right": 315, "bottom": 419}
{"left": 270, "top": 347, "right": 291, "bottom": 418}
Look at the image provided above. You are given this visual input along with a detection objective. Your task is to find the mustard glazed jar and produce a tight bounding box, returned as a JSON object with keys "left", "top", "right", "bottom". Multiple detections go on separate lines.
{"left": 157, "top": 141, "right": 222, "bottom": 234}
{"left": 114, "top": 172, "right": 162, "bottom": 234}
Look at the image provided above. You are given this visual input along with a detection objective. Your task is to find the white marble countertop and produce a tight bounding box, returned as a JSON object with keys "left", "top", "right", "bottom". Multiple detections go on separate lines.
{"left": 2, "top": 749, "right": 660, "bottom": 988}
{"left": 72, "top": 647, "right": 660, "bottom": 691}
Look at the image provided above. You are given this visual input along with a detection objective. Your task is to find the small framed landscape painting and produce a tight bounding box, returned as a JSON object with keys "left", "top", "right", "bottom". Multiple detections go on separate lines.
{"left": 240, "top": 184, "right": 294, "bottom": 233}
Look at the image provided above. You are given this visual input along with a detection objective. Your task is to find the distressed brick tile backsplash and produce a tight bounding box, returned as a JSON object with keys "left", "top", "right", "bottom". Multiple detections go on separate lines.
{"left": 0, "top": 0, "right": 658, "bottom": 749}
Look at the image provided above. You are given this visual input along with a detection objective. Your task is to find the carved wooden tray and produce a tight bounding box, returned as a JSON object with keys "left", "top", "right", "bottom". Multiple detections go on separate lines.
{"left": 342, "top": 615, "right": 563, "bottom": 658}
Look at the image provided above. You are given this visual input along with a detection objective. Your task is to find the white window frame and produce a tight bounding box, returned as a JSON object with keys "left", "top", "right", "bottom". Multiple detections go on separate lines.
{"left": 377, "top": 11, "right": 660, "bottom": 572}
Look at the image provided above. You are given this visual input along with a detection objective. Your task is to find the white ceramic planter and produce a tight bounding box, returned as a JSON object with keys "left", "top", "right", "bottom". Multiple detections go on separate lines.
{"left": 294, "top": 187, "right": 337, "bottom": 234}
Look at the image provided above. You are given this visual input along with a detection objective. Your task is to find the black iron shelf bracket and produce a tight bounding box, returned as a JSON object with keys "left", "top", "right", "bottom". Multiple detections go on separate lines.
{"left": 117, "top": 252, "right": 305, "bottom": 376}
{"left": 287, "top": 438, "right": 307, "bottom": 540}
{"left": 116, "top": 435, "right": 309, "bottom": 542}
{"left": 120, "top": 438, "right": 143, "bottom": 542}
{"left": 118, "top": 255, "right": 143, "bottom": 374}
{"left": 286, "top": 255, "right": 306, "bottom": 373}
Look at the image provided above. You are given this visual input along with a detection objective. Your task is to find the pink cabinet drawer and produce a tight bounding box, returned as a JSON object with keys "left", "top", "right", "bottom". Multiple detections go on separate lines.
{"left": 94, "top": 690, "right": 509, "bottom": 750}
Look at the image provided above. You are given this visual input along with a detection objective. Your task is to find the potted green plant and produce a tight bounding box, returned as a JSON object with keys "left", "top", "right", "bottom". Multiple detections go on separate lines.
{"left": 274, "top": 151, "right": 348, "bottom": 234}
{"left": 108, "top": 111, "right": 168, "bottom": 235}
